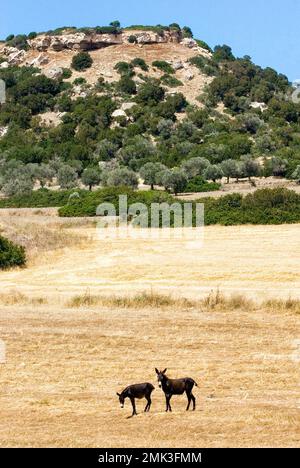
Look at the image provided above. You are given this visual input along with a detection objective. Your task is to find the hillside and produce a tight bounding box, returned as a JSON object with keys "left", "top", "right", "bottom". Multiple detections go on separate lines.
{"left": 0, "top": 23, "right": 300, "bottom": 200}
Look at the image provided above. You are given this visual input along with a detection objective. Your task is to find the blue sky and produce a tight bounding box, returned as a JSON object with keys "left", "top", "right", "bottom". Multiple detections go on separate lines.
{"left": 1, "top": 0, "right": 299, "bottom": 81}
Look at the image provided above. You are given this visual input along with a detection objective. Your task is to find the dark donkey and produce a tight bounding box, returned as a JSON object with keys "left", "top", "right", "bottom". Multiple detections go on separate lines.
{"left": 155, "top": 368, "right": 198, "bottom": 412}
{"left": 117, "top": 382, "right": 155, "bottom": 417}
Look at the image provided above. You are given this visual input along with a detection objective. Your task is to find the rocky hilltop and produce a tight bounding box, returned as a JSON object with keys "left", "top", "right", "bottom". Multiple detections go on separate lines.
{"left": 28, "top": 29, "right": 186, "bottom": 52}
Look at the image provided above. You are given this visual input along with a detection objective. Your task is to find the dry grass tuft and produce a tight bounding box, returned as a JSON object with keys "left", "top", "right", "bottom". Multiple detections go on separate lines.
{"left": 0, "top": 291, "right": 48, "bottom": 306}
{"left": 66, "top": 289, "right": 300, "bottom": 314}
{"left": 263, "top": 297, "right": 300, "bottom": 314}
{"left": 67, "top": 290, "right": 195, "bottom": 310}
{"left": 202, "top": 289, "right": 255, "bottom": 311}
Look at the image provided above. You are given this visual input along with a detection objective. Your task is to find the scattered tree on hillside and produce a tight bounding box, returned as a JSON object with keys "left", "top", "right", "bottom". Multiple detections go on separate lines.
{"left": 221, "top": 159, "right": 239, "bottom": 184}
{"left": 182, "top": 157, "right": 210, "bottom": 180}
{"left": 81, "top": 167, "right": 102, "bottom": 191}
{"left": 160, "top": 168, "right": 187, "bottom": 195}
{"left": 57, "top": 165, "right": 78, "bottom": 189}
{"left": 103, "top": 167, "right": 139, "bottom": 189}
{"left": 139, "top": 162, "right": 167, "bottom": 190}
{"left": 203, "top": 164, "right": 224, "bottom": 183}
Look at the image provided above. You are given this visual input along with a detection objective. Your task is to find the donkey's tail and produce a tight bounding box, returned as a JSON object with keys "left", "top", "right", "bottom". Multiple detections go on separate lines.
{"left": 193, "top": 379, "right": 198, "bottom": 387}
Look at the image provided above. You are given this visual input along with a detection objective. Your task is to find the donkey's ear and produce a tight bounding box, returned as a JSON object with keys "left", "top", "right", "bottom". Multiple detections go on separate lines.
{"left": 155, "top": 368, "right": 159, "bottom": 374}
{"left": 116, "top": 392, "right": 121, "bottom": 397}
{"left": 163, "top": 368, "right": 167, "bottom": 374}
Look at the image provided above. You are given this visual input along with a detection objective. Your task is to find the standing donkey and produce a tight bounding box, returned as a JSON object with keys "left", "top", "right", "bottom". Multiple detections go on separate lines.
{"left": 117, "top": 382, "right": 155, "bottom": 417}
{"left": 155, "top": 368, "right": 198, "bottom": 412}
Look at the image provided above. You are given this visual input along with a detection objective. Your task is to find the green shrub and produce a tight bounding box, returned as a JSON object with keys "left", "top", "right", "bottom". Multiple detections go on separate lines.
{"left": 6, "top": 34, "right": 29, "bottom": 50}
{"left": 73, "top": 77, "right": 86, "bottom": 85}
{"left": 195, "top": 39, "right": 212, "bottom": 52}
{"left": 114, "top": 61, "right": 134, "bottom": 77}
{"left": 62, "top": 68, "right": 72, "bottom": 79}
{"left": 28, "top": 32, "right": 38, "bottom": 40}
{"left": 202, "top": 188, "right": 300, "bottom": 226}
{"left": 128, "top": 35, "right": 137, "bottom": 44}
{"left": 152, "top": 61, "right": 174, "bottom": 74}
{"left": 71, "top": 52, "right": 93, "bottom": 71}
{"left": 160, "top": 75, "right": 183, "bottom": 87}
{"left": 184, "top": 176, "right": 221, "bottom": 193}
{"left": 117, "top": 76, "right": 137, "bottom": 95}
{"left": 58, "top": 187, "right": 174, "bottom": 217}
{"left": 0, "top": 235, "right": 26, "bottom": 269}
{"left": 131, "top": 57, "right": 148, "bottom": 71}
{"left": 0, "top": 188, "right": 88, "bottom": 209}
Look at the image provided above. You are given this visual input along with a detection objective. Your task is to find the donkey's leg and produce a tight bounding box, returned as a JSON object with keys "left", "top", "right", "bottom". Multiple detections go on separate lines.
{"left": 191, "top": 393, "right": 196, "bottom": 410}
{"left": 186, "top": 391, "right": 192, "bottom": 411}
{"left": 165, "top": 395, "right": 171, "bottom": 412}
{"left": 168, "top": 395, "right": 172, "bottom": 412}
{"left": 146, "top": 396, "right": 152, "bottom": 412}
{"left": 130, "top": 397, "right": 137, "bottom": 416}
{"left": 144, "top": 396, "right": 150, "bottom": 412}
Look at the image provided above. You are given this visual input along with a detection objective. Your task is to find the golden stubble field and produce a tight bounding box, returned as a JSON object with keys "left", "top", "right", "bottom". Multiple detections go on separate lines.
{"left": 0, "top": 209, "right": 299, "bottom": 447}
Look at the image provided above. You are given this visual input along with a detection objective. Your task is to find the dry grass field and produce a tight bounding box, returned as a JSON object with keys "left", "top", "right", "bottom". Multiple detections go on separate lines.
{"left": 0, "top": 209, "right": 299, "bottom": 447}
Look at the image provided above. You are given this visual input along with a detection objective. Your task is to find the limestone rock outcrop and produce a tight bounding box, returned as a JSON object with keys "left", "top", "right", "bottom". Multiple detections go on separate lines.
{"left": 28, "top": 30, "right": 183, "bottom": 52}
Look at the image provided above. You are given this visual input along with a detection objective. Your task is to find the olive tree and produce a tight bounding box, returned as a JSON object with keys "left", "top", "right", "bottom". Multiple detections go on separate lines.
{"left": 104, "top": 167, "right": 138, "bottom": 189}
{"left": 240, "top": 155, "right": 260, "bottom": 181}
{"left": 182, "top": 157, "right": 210, "bottom": 180}
{"left": 36, "top": 163, "right": 55, "bottom": 188}
{"left": 203, "top": 164, "right": 224, "bottom": 183}
{"left": 160, "top": 168, "right": 188, "bottom": 195}
{"left": 57, "top": 165, "right": 78, "bottom": 189}
{"left": 221, "top": 159, "right": 239, "bottom": 183}
{"left": 81, "top": 167, "right": 102, "bottom": 191}
{"left": 2, "top": 174, "right": 34, "bottom": 197}
{"left": 139, "top": 162, "right": 167, "bottom": 190}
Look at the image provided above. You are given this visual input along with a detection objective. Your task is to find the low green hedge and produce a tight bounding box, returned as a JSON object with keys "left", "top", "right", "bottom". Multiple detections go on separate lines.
{"left": 0, "top": 188, "right": 88, "bottom": 209}
{"left": 58, "top": 187, "right": 174, "bottom": 217}
{"left": 184, "top": 176, "right": 221, "bottom": 193}
{"left": 201, "top": 188, "right": 300, "bottom": 225}
{"left": 0, "top": 235, "right": 26, "bottom": 269}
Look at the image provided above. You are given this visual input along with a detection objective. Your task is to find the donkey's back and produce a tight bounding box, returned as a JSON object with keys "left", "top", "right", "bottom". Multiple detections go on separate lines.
{"left": 124, "top": 382, "right": 154, "bottom": 398}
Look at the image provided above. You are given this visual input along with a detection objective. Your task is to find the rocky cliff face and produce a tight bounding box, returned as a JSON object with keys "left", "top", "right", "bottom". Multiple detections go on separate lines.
{"left": 28, "top": 30, "right": 184, "bottom": 52}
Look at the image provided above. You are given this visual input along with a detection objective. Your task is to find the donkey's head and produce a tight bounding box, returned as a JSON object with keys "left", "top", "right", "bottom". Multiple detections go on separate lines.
{"left": 116, "top": 392, "right": 125, "bottom": 408}
{"left": 155, "top": 368, "right": 167, "bottom": 388}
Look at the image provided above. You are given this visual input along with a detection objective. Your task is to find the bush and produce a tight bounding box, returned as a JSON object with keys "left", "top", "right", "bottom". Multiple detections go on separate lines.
{"left": 114, "top": 61, "right": 134, "bottom": 77}
{"left": 0, "top": 235, "right": 26, "bottom": 269}
{"left": 58, "top": 187, "right": 174, "bottom": 217}
{"left": 0, "top": 188, "right": 88, "bottom": 209}
{"left": 7, "top": 34, "right": 29, "bottom": 50}
{"left": 160, "top": 75, "right": 183, "bottom": 87}
{"left": 128, "top": 35, "right": 137, "bottom": 44}
{"left": 203, "top": 188, "right": 300, "bottom": 225}
{"left": 152, "top": 60, "right": 174, "bottom": 74}
{"left": 182, "top": 26, "right": 193, "bottom": 38}
{"left": 184, "top": 176, "right": 221, "bottom": 193}
{"left": 28, "top": 32, "right": 37, "bottom": 40}
{"left": 195, "top": 39, "right": 212, "bottom": 52}
{"left": 136, "top": 80, "right": 165, "bottom": 105}
{"left": 131, "top": 57, "right": 148, "bottom": 71}
{"left": 117, "top": 76, "right": 137, "bottom": 95}
{"left": 71, "top": 52, "right": 93, "bottom": 71}
{"left": 62, "top": 68, "right": 72, "bottom": 79}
